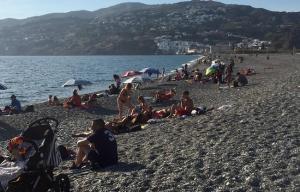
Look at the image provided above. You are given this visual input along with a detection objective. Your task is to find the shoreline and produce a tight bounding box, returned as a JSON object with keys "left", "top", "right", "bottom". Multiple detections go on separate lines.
{"left": 0, "top": 55, "right": 203, "bottom": 108}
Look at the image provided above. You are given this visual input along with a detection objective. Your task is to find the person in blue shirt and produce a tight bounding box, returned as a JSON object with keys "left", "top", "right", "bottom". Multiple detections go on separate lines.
{"left": 10, "top": 95, "right": 21, "bottom": 114}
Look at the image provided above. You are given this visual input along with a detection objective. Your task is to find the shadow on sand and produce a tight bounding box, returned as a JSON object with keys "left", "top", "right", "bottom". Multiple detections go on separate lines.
{"left": 85, "top": 107, "right": 118, "bottom": 116}
{"left": 102, "top": 162, "right": 146, "bottom": 173}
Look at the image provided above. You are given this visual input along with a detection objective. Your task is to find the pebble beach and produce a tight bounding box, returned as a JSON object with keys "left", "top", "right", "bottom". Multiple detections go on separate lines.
{"left": 0, "top": 53, "right": 300, "bottom": 191}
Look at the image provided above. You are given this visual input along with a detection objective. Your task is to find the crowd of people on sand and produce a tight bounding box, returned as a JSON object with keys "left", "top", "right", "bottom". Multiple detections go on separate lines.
{"left": 0, "top": 54, "right": 254, "bottom": 189}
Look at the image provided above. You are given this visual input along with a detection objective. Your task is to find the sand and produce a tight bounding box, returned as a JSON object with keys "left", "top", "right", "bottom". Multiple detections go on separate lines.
{"left": 0, "top": 53, "right": 299, "bottom": 191}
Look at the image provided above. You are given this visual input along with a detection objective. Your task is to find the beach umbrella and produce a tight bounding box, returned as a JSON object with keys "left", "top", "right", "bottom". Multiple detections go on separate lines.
{"left": 122, "top": 71, "right": 142, "bottom": 78}
{"left": 139, "top": 68, "right": 160, "bottom": 75}
{"left": 62, "top": 79, "right": 92, "bottom": 87}
{"left": 122, "top": 76, "right": 151, "bottom": 84}
{"left": 0, "top": 83, "right": 7, "bottom": 90}
{"left": 205, "top": 67, "right": 217, "bottom": 76}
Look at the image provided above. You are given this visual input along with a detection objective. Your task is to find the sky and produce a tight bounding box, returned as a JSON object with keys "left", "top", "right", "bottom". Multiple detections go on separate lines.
{"left": 0, "top": 0, "right": 299, "bottom": 20}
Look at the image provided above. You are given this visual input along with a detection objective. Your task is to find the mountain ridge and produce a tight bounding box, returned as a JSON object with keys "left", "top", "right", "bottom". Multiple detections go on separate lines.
{"left": 0, "top": 1, "right": 299, "bottom": 55}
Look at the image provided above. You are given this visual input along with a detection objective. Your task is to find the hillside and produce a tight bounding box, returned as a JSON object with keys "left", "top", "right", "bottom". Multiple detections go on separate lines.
{"left": 0, "top": 1, "right": 299, "bottom": 55}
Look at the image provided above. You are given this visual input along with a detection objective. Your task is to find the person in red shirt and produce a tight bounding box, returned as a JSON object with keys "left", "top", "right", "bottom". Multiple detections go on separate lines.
{"left": 168, "top": 91, "right": 194, "bottom": 117}
{"left": 64, "top": 89, "right": 82, "bottom": 108}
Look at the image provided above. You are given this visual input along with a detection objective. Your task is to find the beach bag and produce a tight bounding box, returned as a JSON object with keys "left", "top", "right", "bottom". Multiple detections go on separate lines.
{"left": 233, "top": 80, "right": 239, "bottom": 87}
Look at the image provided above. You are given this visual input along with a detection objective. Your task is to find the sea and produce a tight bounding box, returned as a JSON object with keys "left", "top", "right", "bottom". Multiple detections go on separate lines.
{"left": 0, "top": 55, "right": 199, "bottom": 107}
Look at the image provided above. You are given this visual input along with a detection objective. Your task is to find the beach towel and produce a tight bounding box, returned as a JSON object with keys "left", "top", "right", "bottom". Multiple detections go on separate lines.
{"left": 0, "top": 160, "right": 26, "bottom": 189}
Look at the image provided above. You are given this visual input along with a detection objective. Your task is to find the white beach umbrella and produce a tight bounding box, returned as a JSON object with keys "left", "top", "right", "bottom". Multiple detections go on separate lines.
{"left": 122, "top": 76, "right": 151, "bottom": 84}
{"left": 62, "top": 79, "right": 92, "bottom": 87}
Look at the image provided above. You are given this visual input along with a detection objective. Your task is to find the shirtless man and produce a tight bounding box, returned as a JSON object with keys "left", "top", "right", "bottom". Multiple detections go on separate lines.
{"left": 169, "top": 91, "right": 194, "bottom": 117}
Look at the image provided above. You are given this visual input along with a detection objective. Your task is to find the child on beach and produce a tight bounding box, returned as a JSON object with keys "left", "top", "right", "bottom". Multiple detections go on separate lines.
{"left": 117, "top": 83, "right": 133, "bottom": 119}
{"left": 48, "top": 95, "right": 53, "bottom": 105}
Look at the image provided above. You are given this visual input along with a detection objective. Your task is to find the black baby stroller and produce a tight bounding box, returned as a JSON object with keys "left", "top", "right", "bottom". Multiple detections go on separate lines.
{"left": 5, "top": 118, "right": 70, "bottom": 192}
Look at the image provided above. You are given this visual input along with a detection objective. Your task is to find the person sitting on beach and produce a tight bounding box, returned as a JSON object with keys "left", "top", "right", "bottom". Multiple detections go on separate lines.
{"left": 113, "top": 74, "right": 121, "bottom": 90}
{"left": 6, "top": 95, "right": 22, "bottom": 114}
{"left": 82, "top": 94, "right": 98, "bottom": 108}
{"left": 233, "top": 72, "right": 248, "bottom": 87}
{"left": 107, "top": 84, "right": 119, "bottom": 95}
{"left": 70, "top": 119, "right": 118, "bottom": 169}
{"left": 131, "top": 96, "right": 151, "bottom": 117}
{"left": 64, "top": 89, "right": 82, "bottom": 108}
{"left": 154, "top": 89, "right": 176, "bottom": 103}
{"left": 168, "top": 91, "right": 194, "bottom": 117}
{"left": 48, "top": 95, "right": 53, "bottom": 105}
{"left": 52, "top": 96, "right": 60, "bottom": 106}
{"left": 193, "top": 69, "right": 202, "bottom": 82}
{"left": 117, "top": 83, "right": 134, "bottom": 119}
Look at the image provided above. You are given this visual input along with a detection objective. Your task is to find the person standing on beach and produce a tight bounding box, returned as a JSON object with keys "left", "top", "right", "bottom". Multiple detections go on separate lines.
{"left": 117, "top": 83, "right": 133, "bottom": 119}
{"left": 225, "top": 59, "right": 234, "bottom": 87}
{"left": 162, "top": 68, "right": 165, "bottom": 77}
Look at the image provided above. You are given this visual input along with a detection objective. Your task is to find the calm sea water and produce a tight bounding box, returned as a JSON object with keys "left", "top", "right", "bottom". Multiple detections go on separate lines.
{"left": 0, "top": 55, "right": 198, "bottom": 107}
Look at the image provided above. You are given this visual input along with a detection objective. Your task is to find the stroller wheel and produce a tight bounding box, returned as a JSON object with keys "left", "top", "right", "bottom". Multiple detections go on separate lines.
{"left": 54, "top": 174, "right": 70, "bottom": 192}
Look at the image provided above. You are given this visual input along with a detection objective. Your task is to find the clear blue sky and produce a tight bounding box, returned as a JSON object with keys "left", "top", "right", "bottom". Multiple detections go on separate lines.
{"left": 0, "top": 0, "right": 299, "bottom": 19}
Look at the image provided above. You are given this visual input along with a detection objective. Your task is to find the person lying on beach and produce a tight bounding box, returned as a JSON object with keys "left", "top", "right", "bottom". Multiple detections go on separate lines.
{"left": 70, "top": 119, "right": 118, "bottom": 169}
{"left": 240, "top": 68, "right": 256, "bottom": 76}
{"left": 82, "top": 94, "right": 98, "bottom": 108}
{"left": 154, "top": 89, "right": 176, "bottom": 103}
{"left": 131, "top": 96, "right": 151, "bottom": 117}
{"left": 168, "top": 91, "right": 194, "bottom": 117}
{"left": 4, "top": 95, "right": 22, "bottom": 114}
{"left": 117, "top": 83, "right": 134, "bottom": 119}
{"left": 233, "top": 72, "right": 248, "bottom": 87}
{"left": 105, "top": 115, "right": 144, "bottom": 134}
{"left": 64, "top": 89, "right": 82, "bottom": 108}
{"left": 152, "top": 108, "right": 171, "bottom": 119}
